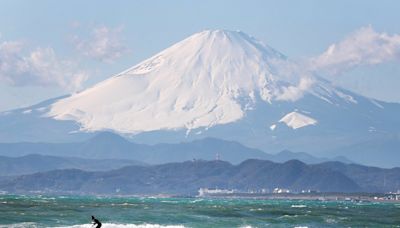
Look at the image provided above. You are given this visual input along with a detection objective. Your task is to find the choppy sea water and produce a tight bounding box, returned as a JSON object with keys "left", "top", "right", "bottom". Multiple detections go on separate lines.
{"left": 0, "top": 195, "right": 399, "bottom": 227}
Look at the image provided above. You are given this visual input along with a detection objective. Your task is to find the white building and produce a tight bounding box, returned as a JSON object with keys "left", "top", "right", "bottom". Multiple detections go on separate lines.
{"left": 198, "top": 188, "right": 235, "bottom": 196}
{"left": 273, "top": 188, "right": 290, "bottom": 194}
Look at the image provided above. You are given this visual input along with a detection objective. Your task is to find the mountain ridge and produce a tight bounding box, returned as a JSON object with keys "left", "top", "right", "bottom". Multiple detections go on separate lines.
{"left": 2, "top": 158, "right": 399, "bottom": 195}
{"left": 0, "top": 154, "right": 146, "bottom": 176}
{"left": 0, "top": 132, "right": 352, "bottom": 166}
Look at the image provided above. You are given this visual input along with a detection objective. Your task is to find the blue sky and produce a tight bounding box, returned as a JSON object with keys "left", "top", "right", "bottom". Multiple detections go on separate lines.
{"left": 0, "top": 0, "right": 399, "bottom": 111}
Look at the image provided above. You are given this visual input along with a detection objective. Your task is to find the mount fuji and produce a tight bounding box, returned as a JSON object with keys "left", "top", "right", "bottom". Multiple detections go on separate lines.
{"left": 1, "top": 30, "right": 399, "bottom": 167}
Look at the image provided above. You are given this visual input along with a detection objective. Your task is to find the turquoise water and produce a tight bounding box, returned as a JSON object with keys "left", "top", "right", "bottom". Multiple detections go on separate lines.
{"left": 0, "top": 195, "right": 399, "bottom": 227}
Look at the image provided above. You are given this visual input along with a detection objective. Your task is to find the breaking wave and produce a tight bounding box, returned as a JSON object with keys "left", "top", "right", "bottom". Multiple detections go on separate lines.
{"left": 1, "top": 223, "right": 187, "bottom": 228}
{"left": 58, "top": 224, "right": 187, "bottom": 228}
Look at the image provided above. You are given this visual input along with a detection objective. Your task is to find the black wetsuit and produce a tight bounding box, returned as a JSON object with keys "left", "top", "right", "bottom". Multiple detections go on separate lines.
{"left": 93, "top": 218, "right": 102, "bottom": 228}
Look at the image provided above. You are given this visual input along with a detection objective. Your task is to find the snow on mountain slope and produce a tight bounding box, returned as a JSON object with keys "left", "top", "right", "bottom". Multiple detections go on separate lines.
{"left": 47, "top": 29, "right": 390, "bottom": 137}
{"left": 48, "top": 30, "right": 296, "bottom": 133}
{"left": 278, "top": 111, "right": 317, "bottom": 129}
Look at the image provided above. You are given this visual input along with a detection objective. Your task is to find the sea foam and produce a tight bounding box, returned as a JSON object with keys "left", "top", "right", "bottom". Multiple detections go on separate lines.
{"left": 56, "top": 223, "right": 187, "bottom": 228}
{"left": 1, "top": 223, "right": 186, "bottom": 228}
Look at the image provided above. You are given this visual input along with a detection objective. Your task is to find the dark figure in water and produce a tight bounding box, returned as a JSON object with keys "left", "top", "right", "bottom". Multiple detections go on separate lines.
{"left": 91, "top": 215, "right": 102, "bottom": 228}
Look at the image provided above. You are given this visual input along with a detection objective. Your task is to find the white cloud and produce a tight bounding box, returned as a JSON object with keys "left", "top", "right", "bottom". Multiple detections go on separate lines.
{"left": 72, "top": 25, "right": 128, "bottom": 63}
{"left": 275, "top": 76, "right": 315, "bottom": 102}
{"left": 274, "top": 26, "right": 400, "bottom": 101}
{"left": 310, "top": 26, "right": 400, "bottom": 75}
{"left": 0, "top": 40, "right": 88, "bottom": 91}
{"left": 267, "top": 58, "right": 315, "bottom": 102}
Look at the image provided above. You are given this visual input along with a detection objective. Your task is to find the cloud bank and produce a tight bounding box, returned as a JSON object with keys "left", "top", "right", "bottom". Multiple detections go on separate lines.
{"left": 72, "top": 26, "right": 128, "bottom": 63}
{"left": 272, "top": 26, "right": 400, "bottom": 102}
{"left": 0, "top": 41, "right": 88, "bottom": 91}
{"left": 310, "top": 26, "right": 400, "bottom": 75}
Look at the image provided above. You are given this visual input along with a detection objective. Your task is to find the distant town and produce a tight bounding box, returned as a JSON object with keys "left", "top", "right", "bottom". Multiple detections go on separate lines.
{"left": 197, "top": 188, "right": 400, "bottom": 202}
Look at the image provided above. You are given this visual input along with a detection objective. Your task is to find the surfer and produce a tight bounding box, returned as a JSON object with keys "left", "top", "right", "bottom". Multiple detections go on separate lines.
{"left": 91, "top": 215, "right": 102, "bottom": 228}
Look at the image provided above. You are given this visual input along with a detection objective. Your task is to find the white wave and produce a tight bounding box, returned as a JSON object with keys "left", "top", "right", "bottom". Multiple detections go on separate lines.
{"left": 0, "top": 223, "right": 187, "bottom": 228}
{"left": 291, "top": 204, "right": 307, "bottom": 208}
{"left": 0, "top": 223, "right": 37, "bottom": 228}
{"left": 55, "top": 223, "right": 187, "bottom": 228}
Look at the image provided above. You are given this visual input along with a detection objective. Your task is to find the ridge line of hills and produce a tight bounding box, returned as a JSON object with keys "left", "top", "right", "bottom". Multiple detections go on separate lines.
{"left": 0, "top": 153, "right": 146, "bottom": 176}
{"left": 0, "top": 132, "right": 353, "bottom": 170}
{"left": 1, "top": 158, "right": 399, "bottom": 195}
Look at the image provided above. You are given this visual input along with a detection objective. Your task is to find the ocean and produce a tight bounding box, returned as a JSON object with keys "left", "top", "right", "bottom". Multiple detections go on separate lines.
{"left": 0, "top": 195, "right": 399, "bottom": 227}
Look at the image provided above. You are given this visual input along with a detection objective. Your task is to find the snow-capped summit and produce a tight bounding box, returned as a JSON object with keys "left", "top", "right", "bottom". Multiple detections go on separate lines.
{"left": 47, "top": 30, "right": 311, "bottom": 133}
{"left": 278, "top": 111, "right": 317, "bottom": 129}
{"left": 1, "top": 29, "right": 399, "bottom": 168}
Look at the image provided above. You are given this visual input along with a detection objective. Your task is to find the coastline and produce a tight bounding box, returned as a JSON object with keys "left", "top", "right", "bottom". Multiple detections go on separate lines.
{"left": 2, "top": 191, "right": 400, "bottom": 203}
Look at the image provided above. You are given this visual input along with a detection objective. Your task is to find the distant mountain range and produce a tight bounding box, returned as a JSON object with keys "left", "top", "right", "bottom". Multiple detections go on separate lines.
{"left": 0, "top": 132, "right": 352, "bottom": 167}
{"left": 0, "top": 154, "right": 146, "bottom": 176}
{"left": 1, "top": 159, "right": 399, "bottom": 195}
